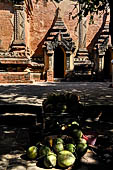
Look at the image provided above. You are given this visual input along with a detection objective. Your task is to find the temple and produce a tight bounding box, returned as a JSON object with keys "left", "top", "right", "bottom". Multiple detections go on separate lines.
{"left": 0, "top": 0, "right": 111, "bottom": 83}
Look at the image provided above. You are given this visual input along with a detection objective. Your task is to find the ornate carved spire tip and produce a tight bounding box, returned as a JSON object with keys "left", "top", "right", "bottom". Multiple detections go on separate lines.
{"left": 56, "top": 7, "right": 61, "bottom": 18}
{"left": 25, "top": 0, "right": 33, "bottom": 16}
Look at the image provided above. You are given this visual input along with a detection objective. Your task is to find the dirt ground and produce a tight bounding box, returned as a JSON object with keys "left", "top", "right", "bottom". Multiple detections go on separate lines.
{"left": 0, "top": 83, "right": 113, "bottom": 169}
{"left": 0, "top": 115, "right": 113, "bottom": 170}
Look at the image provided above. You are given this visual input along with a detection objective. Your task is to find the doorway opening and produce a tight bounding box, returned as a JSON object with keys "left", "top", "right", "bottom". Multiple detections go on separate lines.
{"left": 54, "top": 46, "right": 64, "bottom": 78}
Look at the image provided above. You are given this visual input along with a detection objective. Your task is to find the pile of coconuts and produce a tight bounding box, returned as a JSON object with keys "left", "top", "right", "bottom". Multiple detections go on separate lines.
{"left": 27, "top": 121, "right": 88, "bottom": 169}
{"left": 26, "top": 92, "right": 88, "bottom": 168}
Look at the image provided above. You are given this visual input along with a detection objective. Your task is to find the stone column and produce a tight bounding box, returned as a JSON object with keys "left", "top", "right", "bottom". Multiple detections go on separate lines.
{"left": 66, "top": 52, "right": 70, "bottom": 71}
{"left": 47, "top": 53, "right": 54, "bottom": 81}
{"left": 93, "top": 47, "right": 99, "bottom": 73}
{"left": 49, "top": 54, "right": 54, "bottom": 70}
{"left": 109, "top": 45, "right": 113, "bottom": 77}
{"left": 42, "top": 45, "right": 47, "bottom": 70}
{"left": 75, "top": 2, "right": 91, "bottom": 70}
{"left": 79, "top": 4, "right": 84, "bottom": 49}
{"left": 78, "top": 3, "right": 86, "bottom": 49}
{"left": 12, "top": 1, "right": 26, "bottom": 50}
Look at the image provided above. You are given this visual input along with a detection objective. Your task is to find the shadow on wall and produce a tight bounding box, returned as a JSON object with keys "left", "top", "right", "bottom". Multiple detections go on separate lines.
{"left": 31, "top": 8, "right": 59, "bottom": 59}
{"left": 87, "top": 12, "right": 109, "bottom": 53}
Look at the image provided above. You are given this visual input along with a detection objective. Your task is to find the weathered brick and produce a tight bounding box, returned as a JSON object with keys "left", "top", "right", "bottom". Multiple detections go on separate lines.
{"left": 0, "top": 1, "right": 13, "bottom": 50}
{"left": 0, "top": 72, "right": 32, "bottom": 83}
{"left": 0, "top": 0, "right": 110, "bottom": 83}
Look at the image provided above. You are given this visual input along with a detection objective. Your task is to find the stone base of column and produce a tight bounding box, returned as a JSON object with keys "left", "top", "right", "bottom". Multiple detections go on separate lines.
{"left": 10, "top": 40, "right": 26, "bottom": 52}
{"left": 76, "top": 48, "right": 90, "bottom": 61}
{"left": 74, "top": 48, "right": 93, "bottom": 76}
{"left": 47, "top": 70, "right": 54, "bottom": 82}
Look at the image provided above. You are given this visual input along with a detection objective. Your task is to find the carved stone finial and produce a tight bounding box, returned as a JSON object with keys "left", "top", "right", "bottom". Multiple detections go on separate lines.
{"left": 25, "top": 0, "right": 33, "bottom": 17}
{"left": 55, "top": 7, "right": 61, "bottom": 18}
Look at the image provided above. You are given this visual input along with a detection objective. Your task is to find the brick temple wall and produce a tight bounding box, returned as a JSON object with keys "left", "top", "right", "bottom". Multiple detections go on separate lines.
{"left": 29, "top": 0, "right": 107, "bottom": 55}
{"left": 0, "top": 1, "right": 13, "bottom": 50}
{"left": 0, "top": 0, "right": 110, "bottom": 83}
{"left": 87, "top": 13, "right": 110, "bottom": 52}
{"left": 29, "top": 0, "right": 78, "bottom": 55}
{"left": 0, "top": 0, "right": 109, "bottom": 54}
{"left": 0, "top": 72, "right": 31, "bottom": 83}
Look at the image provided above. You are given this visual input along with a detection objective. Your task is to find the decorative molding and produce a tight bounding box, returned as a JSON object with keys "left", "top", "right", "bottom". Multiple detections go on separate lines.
{"left": 45, "top": 32, "right": 75, "bottom": 56}
{"left": 12, "top": 3, "right": 26, "bottom": 49}
{"left": 0, "top": 51, "right": 26, "bottom": 58}
{"left": 41, "top": 10, "right": 76, "bottom": 76}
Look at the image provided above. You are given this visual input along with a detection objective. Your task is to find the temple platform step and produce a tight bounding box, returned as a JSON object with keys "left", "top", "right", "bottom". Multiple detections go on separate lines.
{"left": 0, "top": 104, "right": 42, "bottom": 127}
{"left": 74, "top": 48, "right": 93, "bottom": 79}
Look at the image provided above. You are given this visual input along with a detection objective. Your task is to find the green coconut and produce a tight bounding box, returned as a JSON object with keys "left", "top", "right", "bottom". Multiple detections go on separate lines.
{"left": 44, "top": 152, "right": 57, "bottom": 168}
{"left": 76, "top": 143, "right": 87, "bottom": 154}
{"left": 58, "top": 150, "right": 76, "bottom": 168}
{"left": 27, "top": 146, "right": 38, "bottom": 160}
{"left": 55, "top": 103, "right": 67, "bottom": 113}
{"left": 39, "top": 145, "right": 51, "bottom": 157}
{"left": 78, "top": 138, "right": 87, "bottom": 144}
{"left": 54, "top": 138, "right": 64, "bottom": 145}
{"left": 71, "top": 121, "right": 79, "bottom": 126}
{"left": 44, "top": 103, "right": 54, "bottom": 113}
{"left": 65, "top": 143, "right": 76, "bottom": 153}
{"left": 61, "top": 104, "right": 67, "bottom": 113}
{"left": 72, "top": 129, "right": 83, "bottom": 139}
{"left": 53, "top": 143, "right": 64, "bottom": 153}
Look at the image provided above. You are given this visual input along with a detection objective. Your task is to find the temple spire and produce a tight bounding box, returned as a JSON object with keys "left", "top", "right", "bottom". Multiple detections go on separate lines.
{"left": 25, "top": 0, "right": 33, "bottom": 16}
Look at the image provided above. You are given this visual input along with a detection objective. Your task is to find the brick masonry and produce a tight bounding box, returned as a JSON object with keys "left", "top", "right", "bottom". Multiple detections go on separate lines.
{"left": 0, "top": 0, "right": 110, "bottom": 83}
{"left": 29, "top": 0, "right": 106, "bottom": 53}
{"left": 0, "top": 0, "right": 109, "bottom": 55}
{"left": 0, "top": 1, "right": 13, "bottom": 50}
{"left": 0, "top": 72, "right": 31, "bottom": 83}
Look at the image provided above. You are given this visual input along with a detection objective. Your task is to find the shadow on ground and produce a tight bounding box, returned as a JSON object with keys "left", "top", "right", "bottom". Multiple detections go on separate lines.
{"left": 0, "top": 83, "right": 113, "bottom": 169}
